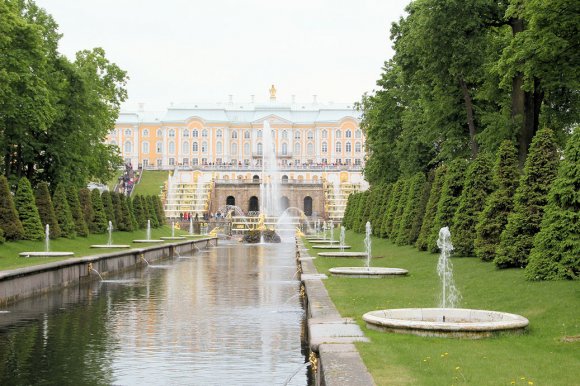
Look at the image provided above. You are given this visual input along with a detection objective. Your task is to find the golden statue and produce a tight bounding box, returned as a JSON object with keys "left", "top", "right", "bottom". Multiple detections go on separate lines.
{"left": 269, "top": 84, "right": 277, "bottom": 99}
{"left": 256, "top": 213, "right": 266, "bottom": 231}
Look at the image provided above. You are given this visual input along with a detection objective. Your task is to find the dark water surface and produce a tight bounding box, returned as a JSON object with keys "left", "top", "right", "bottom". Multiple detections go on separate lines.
{"left": 0, "top": 241, "right": 309, "bottom": 385}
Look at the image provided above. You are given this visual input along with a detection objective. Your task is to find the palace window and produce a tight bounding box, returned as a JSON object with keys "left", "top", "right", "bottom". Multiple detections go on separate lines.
{"left": 355, "top": 142, "right": 361, "bottom": 153}
{"left": 169, "top": 141, "right": 175, "bottom": 154}
{"left": 355, "top": 158, "right": 361, "bottom": 165}
{"left": 202, "top": 129, "right": 208, "bottom": 138}
{"left": 157, "top": 129, "right": 162, "bottom": 137}
{"left": 307, "top": 142, "right": 314, "bottom": 155}
{"left": 192, "top": 158, "right": 198, "bottom": 165}
{"left": 294, "top": 142, "right": 301, "bottom": 154}
{"left": 355, "top": 129, "right": 362, "bottom": 138}
{"left": 346, "top": 142, "right": 351, "bottom": 152}
{"left": 156, "top": 141, "right": 162, "bottom": 153}
{"left": 335, "top": 141, "right": 342, "bottom": 152}
{"left": 201, "top": 142, "right": 208, "bottom": 153}
{"left": 231, "top": 142, "right": 238, "bottom": 155}
{"left": 182, "top": 141, "right": 190, "bottom": 154}
{"left": 124, "top": 128, "right": 132, "bottom": 136}
{"left": 142, "top": 141, "right": 150, "bottom": 154}
{"left": 183, "top": 158, "right": 189, "bottom": 165}
{"left": 169, "top": 158, "right": 175, "bottom": 166}
{"left": 202, "top": 157, "right": 208, "bottom": 164}
{"left": 346, "top": 130, "right": 352, "bottom": 138}
{"left": 294, "top": 131, "right": 301, "bottom": 140}
{"left": 322, "top": 129, "right": 328, "bottom": 139}
{"left": 169, "top": 129, "right": 175, "bottom": 137}
{"left": 257, "top": 130, "right": 262, "bottom": 138}
{"left": 232, "top": 130, "right": 238, "bottom": 139}
{"left": 124, "top": 141, "right": 132, "bottom": 153}
{"left": 244, "top": 130, "right": 250, "bottom": 139}
{"left": 183, "top": 129, "right": 189, "bottom": 137}
{"left": 345, "top": 158, "right": 351, "bottom": 165}
{"left": 322, "top": 158, "right": 327, "bottom": 164}
{"left": 307, "top": 130, "right": 314, "bottom": 140}
{"left": 216, "top": 141, "right": 222, "bottom": 154}
{"left": 335, "top": 129, "right": 342, "bottom": 139}
{"left": 257, "top": 143, "right": 263, "bottom": 155}
{"left": 217, "top": 129, "right": 223, "bottom": 138}
{"left": 143, "top": 129, "right": 149, "bottom": 137}
{"left": 157, "top": 159, "right": 162, "bottom": 167}
{"left": 282, "top": 130, "right": 288, "bottom": 139}
{"left": 143, "top": 159, "right": 149, "bottom": 167}
{"left": 322, "top": 142, "right": 327, "bottom": 153}
{"left": 193, "top": 129, "right": 199, "bottom": 138}
{"left": 244, "top": 143, "right": 250, "bottom": 155}
{"left": 281, "top": 142, "right": 288, "bottom": 155}
{"left": 192, "top": 142, "right": 198, "bottom": 152}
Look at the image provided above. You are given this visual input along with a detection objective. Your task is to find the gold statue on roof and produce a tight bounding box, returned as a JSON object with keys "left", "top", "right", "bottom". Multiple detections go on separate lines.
{"left": 269, "top": 84, "right": 277, "bottom": 99}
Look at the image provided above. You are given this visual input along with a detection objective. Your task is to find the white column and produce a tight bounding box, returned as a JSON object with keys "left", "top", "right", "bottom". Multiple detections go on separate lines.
{"left": 162, "top": 127, "right": 168, "bottom": 166}
{"left": 133, "top": 125, "right": 139, "bottom": 166}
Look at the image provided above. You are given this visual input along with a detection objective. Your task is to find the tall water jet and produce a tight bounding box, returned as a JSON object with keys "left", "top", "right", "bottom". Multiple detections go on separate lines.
{"left": 146, "top": 219, "right": 151, "bottom": 240}
{"left": 329, "top": 220, "right": 334, "bottom": 242}
{"left": 436, "top": 227, "right": 461, "bottom": 308}
{"left": 45, "top": 224, "right": 50, "bottom": 253}
{"left": 339, "top": 226, "right": 345, "bottom": 252}
{"left": 171, "top": 221, "right": 175, "bottom": 237}
{"left": 189, "top": 217, "right": 194, "bottom": 235}
{"left": 364, "top": 221, "right": 372, "bottom": 269}
{"left": 107, "top": 221, "right": 113, "bottom": 246}
{"left": 259, "top": 120, "right": 281, "bottom": 217}
{"left": 91, "top": 221, "right": 130, "bottom": 248}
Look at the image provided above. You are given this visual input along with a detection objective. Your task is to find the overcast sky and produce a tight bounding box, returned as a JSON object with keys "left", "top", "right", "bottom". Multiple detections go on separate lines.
{"left": 34, "top": 0, "right": 410, "bottom": 110}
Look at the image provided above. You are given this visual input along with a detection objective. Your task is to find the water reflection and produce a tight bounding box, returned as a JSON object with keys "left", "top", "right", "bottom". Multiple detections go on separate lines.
{"left": 0, "top": 241, "right": 308, "bottom": 385}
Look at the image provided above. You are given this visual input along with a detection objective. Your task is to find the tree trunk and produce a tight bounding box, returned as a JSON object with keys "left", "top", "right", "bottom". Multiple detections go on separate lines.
{"left": 459, "top": 78, "right": 478, "bottom": 158}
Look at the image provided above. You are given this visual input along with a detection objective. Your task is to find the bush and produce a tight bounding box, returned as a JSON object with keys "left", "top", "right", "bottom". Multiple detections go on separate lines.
{"left": 410, "top": 170, "right": 434, "bottom": 245}
{"left": 127, "top": 195, "right": 138, "bottom": 230}
{"left": 90, "top": 189, "right": 108, "bottom": 234}
{"left": 342, "top": 193, "right": 355, "bottom": 229}
{"left": 35, "top": 182, "right": 61, "bottom": 239}
{"left": 146, "top": 195, "right": 160, "bottom": 228}
{"left": 0, "top": 227, "right": 4, "bottom": 244}
{"left": 117, "top": 194, "right": 134, "bottom": 231}
{"left": 351, "top": 192, "right": 366, "bottom": 233}
{"left": 52, "top": 184, "right": 76, "bottom": 238}
{"left": 0, "top": 175, "right": 24, "bottom": 240}
{"left": 390, "top": 178, "right": 411, "bottom": 241}
{"left": 380, "top": 179, "right": 404, "bottom": 238}
{"left": 358, "top": 188, "right": 377, "bottom": 233}
{"left": 371, "top": 184, "right": 392, "bottom": 236}
{"left": 15, "top": 177, "right": 44, "bottom": 241}
{"left": 355, "top": 190, "right": 372, "bottom": 233}
{"left": 110, "top": 192, "right": 123, "bottom": 229}
{"left": 132, "top": 195, "right": 148, "bottom": 229}
{"left": 154, "top": 196, "right": 166, "bottom": 225}
{"left": 451, "top": 154, "right": 495, "bottom": 257}
{"left": 474, "top": 141, "right": 520, "bottom": 261}
{"left": 101, "top": 191, "right": 116, "bottom": 227}
{"left": 428, "top": 159, "right": 468, "bottom": 253}
{"left": 416, "top": 165, "right": 446, "bottom": 251}
{"left": 526, "top": 128, "right": 580, "bottom": 280}
{"left": 495, "top": 128, "right": 560, "bottom": 268}
{"left": 68, "top": 186, "right": 89, "bottom": 237}
{"left": 396, "top": 172, "right": 427, "bottom": 246}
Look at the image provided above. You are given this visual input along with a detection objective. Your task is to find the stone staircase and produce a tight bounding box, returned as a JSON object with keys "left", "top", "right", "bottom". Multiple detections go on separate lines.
{"left": 324, "top": 182, "right": 361, "bottom": 223}
{"left": 164, "top": 172, "right": 213, "bottom": 218}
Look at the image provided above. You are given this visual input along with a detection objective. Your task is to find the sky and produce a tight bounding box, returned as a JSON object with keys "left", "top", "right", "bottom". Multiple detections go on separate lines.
{"left": 34, "top": 0, "right": 410, "bottom": 111}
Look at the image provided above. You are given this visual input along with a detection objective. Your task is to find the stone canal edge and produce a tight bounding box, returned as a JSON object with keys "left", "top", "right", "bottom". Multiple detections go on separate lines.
{"left": 297, "top": 238, "right": 376, "bottom": 386}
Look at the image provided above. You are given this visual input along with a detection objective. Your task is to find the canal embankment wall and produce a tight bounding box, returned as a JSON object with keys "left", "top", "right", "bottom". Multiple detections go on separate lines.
{"left": 297, "top": 238, "right": 375, "bottom": 386}
{"left": 0, "top": 238, "right": 216, "bottom": 306}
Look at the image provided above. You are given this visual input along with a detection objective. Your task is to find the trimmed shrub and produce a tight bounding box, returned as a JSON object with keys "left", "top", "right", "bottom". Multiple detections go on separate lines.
{"left": 416, "top": 165, "right": 446, "bottom": 251}
{"left": 110, "top": 192, "right": 124, "bottom": 229}
{"left": 52, "top": 184, "right": 76, "bottom": 238}
{"left": 451, "top": 154, "right": 495, "bottom": 257}
{"left": 78, "top": 188, "right": 94, "bottom": 234}
{"left": 346, "top": 193, "right": 362, "bottom": 230}
{"left": 410, "top": 170, "right": 434, "bottom": 245}
{"left": 428, "top": 159, "right": 468, "bottom": 253}
{"left": 0, "top": 227, "right": 4, "bottom": 244}
{"left": 127, "top": 196, "right": 138, "bottom": 230}
{"left": 357, "top": 190, "right": 374, "bottom": 233}
{"left": 380, "top": 179, "right": 404, "bottom": 238}
{"left": 101, "top": 191, "right": 116, "bottom": 228}
{"left": 67, "top": 186, "right": 89, "bottom": 237}
{"left": 117, "top": 194, "right": 134, "bottom": 231}
{"left": 390, "top": 178, "right": 411, "bottom": 241}
{"left": 342, "top": 193, "right": 355, "bottom": 229}
{"left": 474, "top": 141, "right": 520, "bottom": 261}
{"left": 153, "top": 196, "right": 166, "bottom": 225}
{"left": 15, "top": 177, "right": 44, "bottom": 241}
{"left": 526, "top": 129, "right": 580, "bottom": 280}
{"left": 352, "top": 190, "right": 367, "bottom": 233}
{"left": 146, "top": 196, "right": 160, "bottom": 228}
{"left": 396, "top": 172, "right": 427, "bottom": 245}
{"left": 371, "top": 184, "right": 392, "bottom": 236}
{"left": 0, "top": 175, "right": 24, "bottom": 240}
{"left": 495, "top": 128, "right": 560, "bottom": 268}
{"left": 132, "top": 195, "right": 148, "bottom": 229}
{"left": 35, "top": 182, "right": 61, "bottom": 239}
{"left": 90, "top": 189, "right": 108, "bottom": 234}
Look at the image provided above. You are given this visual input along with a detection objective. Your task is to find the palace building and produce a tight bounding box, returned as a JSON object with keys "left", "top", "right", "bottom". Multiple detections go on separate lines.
{"left": 108, "top": 87, "right": 368, "bottom": 222}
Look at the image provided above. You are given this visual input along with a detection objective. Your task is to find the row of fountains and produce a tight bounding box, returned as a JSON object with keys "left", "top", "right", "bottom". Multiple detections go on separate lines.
{"left": 305, "top": 223, "right": 529, "bottom": 338}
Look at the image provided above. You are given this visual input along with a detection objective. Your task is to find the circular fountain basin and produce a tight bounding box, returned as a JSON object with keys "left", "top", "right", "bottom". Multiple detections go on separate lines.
{"left": 19, "top": 252, "right": 74, "bottom": 257}
{"left": 363, "top": 308, "right": 529, "bottom": 338}
{"left": 312, "top": 245, "right": 351, "bottom": 249}
{"left": 329, "top": 267, "right": 407, "bottom": 278}
{"left": 317, "top": 252, "right": 369, "bottom": 258}
{"left": 159, "top": 236, "right": 187, "bottom": 240}
{"left": 132, "top": 239, "right": 164, "bottom": 243}
{"left": 306, "top": 239, "right": 337, "bottom": 243}
{"left": 90, "top": 245, "right": 131, "bottom": 249}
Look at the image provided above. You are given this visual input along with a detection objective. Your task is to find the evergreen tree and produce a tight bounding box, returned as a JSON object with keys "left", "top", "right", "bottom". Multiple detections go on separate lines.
{"left": 396, "top": 172, "right": 426, "bottom": 245}
{"left": 101, "top": 191, "right": 116, "bottom": 228}
{"left": 78, "top": 188, "right": 94, "bottom": 234}
{"left": 67, "top": 185, "right": 89, "bottom": 237}
{"left": 15, "top": 177, "right": 44, "bottom": 241}
{"left": 451, "top": 154, "right": 495, "bottom": 256}
{"left": 342, "top": 193, "right": 354, "bottom": 229}
{"left": 117, "top": 194, "right": 134, "bottom": 231}
{"left": 110, "top": 192, "right": 124, "bottom": 229}
{"left": 146, "top": 195, "right": 159, "bottom": 228}
{"left": 90, "top": 189, "right": 108, "bottom": 234}
{"left": 474, "top": 141, "right": 520, "bottom": 261}
{"left": 352, "top": 191, "right": 368, "bottom": 233}
{"left": 132, "top": 195, "right": 148, "bottom": 229}
{"left": 0, "top": 227, "right": 4, "bottom": 244}
{"left": 526, "top": 129, "right": 580, "bottom": 280}
{"left": 390, "top": 178, "right": 411, "bottom": 241}
{"left": 416, "top": 165, "right": 446, "bottom": 251}
{"left": 495, "top": 128, "right": 560, "bottom": 268}
{"left": 154, "top": 195, "right": 166, "bottom": 225}
{"left": 380, "top": 179, "right": 404, "bottom": 238}
{"left": 371, "top": 184, "right": 392, "bottom": 236}
{"left": 357, "top": 190, "right": 374, "bottom": 233}
{"left": 0, "top": 175, "right": 24, "bottom": 240}
{"left": 35, "top": 182, "right": 61, "bottom": 239}
{"left": 52, "top": 184, "right": 76, "bottom": 238}
{"left": 127, "top": 196, "right": 138, "bottom": 230}
{"left": 410, "top": 170, "right": 433, "bottom": 245}
{"left": 428, "top": 159, "right": 468, "bottom": 253}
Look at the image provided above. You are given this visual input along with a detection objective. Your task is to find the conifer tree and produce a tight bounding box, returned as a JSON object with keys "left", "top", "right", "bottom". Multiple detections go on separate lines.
{"left": 15, "top": 177, "right": 44, "bottom": 241}
{"left": 90, "top": 189, "right": 108, "bottom": 234}
{"left": 127, "top": 196, "right": 139, "bottom": 230}
{"left": 371, "top": 184, "right": 392, "bottom": 236}
{"left": 78, "top": 188, "right": 94, "bottom": 234}
{"left": 410, "top": 170, "right": 433, "bottom": 245}
{"left": 416, "top": 165, "right": 446, "bottom": 251}
{"left": 132, "top": 195, "right": 148, "bottom": 229}
{"left": 428, "top": 159, "right": 468, "bottom": 253}
{"left": 110, "top": 192, "right": 124, "bottom": 228}
{"left": 348, "top": 193, "right": 362, "bottom": 230}
{"left": 342, "top": 193, "right": 355, "bottom": 229}
{"left": 0, "top": 227, "right": 4, "bottom": 244}
{"left": 396, "top": 172, "right": 426, "bottom": 245}
{"left": 146, "top": 195, "right": 160, "bottom": 228}
{"left": 67, "top": 186, "right": 89, "bottom": 237}
{"left": 474, "top": 141, "right": 520, "bottom": 261}
{"left": 52, "top": 184, "right": 76, "bottom": 238}
{"left": 117, "top": 194, "right": 134, "bottom": 231}
{"left": 357, "top": 190, "right": 374, "bottom": 233}
{"left": 154, "top": 196, "right": 166, "bottom": 225}
{"left": 352, "top": 191, "right": 368, "bottom": 233}
{"left": 0, "top": 175, "right": 24, "bottom": 240}
{"left": 35, "top": 182, "right": 61, "bottom": 239}
{"left": 380, "top": 179, "right": 404, "bottom": 238}
{"left": 451, "top": 154, "right": 495, "bottom": 256}
{"left": 101, "top": 191, "right": 116, "bottom": 228}
{"left": 390, "top": 178, "right": 410, "bottom": 241}
{"left": 495, "top": 129, "right": 560, "bottom": 268}
{"left": 526, "top": 129, "right": 580, "bottom": 280}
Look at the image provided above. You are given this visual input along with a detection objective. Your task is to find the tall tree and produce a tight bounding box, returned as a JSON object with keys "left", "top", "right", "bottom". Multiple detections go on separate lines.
{"left": 78, "top": 188, "right": 94, "bottom": 234}
{"left": 101, "top": 191, "right": 116, "bottom": 228}
{"left": 0, "top": 175, "right": 24, "bottom": 240}
{"left": 66, "top": 185, "right": 89, "bottom": 237}
{"left": 35, "top": 182, "right": 60, "bottom": 239}
{"left": 52, "top": 183, "right": 75, "bottom": 238}
{"left": 396, "top": 172, "right": 426, "bottom": 245}
{"left": 14, "top": 177, "right": 43, "bottom": 240}
{"left": 89, "top": 189, "right": 108, "bottom": 234}
{"left": 416, "top": 165, "right": 446, "bottom": 251}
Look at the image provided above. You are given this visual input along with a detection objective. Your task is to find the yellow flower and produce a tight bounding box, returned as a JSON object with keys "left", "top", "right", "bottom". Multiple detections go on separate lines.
{"left": 455, "top": 366, "right": 460, "bottom": 370}
{"left": 510, "top": 382, "right": 515, "bottom": 385}
{"left": 528, "top": 382, "right": 534, "bottom": 385}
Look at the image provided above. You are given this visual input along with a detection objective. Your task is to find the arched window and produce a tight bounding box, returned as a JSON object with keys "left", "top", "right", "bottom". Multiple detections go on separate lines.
{"left": 322, "top": 142, "right": 328, "bottom": 153}
{"left": 322, "top": 129, "right": 328, "bottom": 139}
{"left": 193, "top": 142, "right": 198, "bottom": 152}
{"left": 249, "top": 196, "right": 259, "bottom": 212}
{"left": 169, "top": 129, "right": 175, "bottom": 137}
{"left": 244, "top": 130, "right": 250, "bottom": 139}
{"left": 282, "top": 130, "right": 288, "bottom": 139}
{"left": 216, "top": 141, "right": 222, "bottom": 154}
{"left": 281, "top": 142, "right": 288, "bottom": 155}
{"left": 244, "top": 143, "right": 250, "bottom": 155}
{"left": 142, "top": 141, "right": 149, "bottom": 153}
{"left": 307, "top": 130, "right": 314, "bottom": 140}
{"left": 304, "top": 196, "right": 313, "bottom": 216}
{"left": 346, "top": 142, "right": 351, "bottom": 152}
{"left": 183, "top": 129, "right": 189, "bottom": 137}
{"left": 346, "top": 129, "right": 352, "bottom": 138}
{"left": 307, "top": 142, "right": 314, "bottom": 155}
{"left": 335, "top": 129, "right": 342, "bottom": 138}
{"left": 294, "top": 142, "right": 301, "bottom": 154}
{"left": 156, "top": 141, "right": 162, "bottom": 153}
{"left": 156, "top": 129, "right": 162, "bottom": 137}
{"left": 232, "top": 130, "right": 238, "bottom": 139}
{"left": 355, "top": 142, "right": 361, "bottom": 153}
{"left": 336, "top": 142, "right": 342, "bottom": 152}
{"left": 124, "top": 141, "right": 132, "bottom": 153}
{"left": 169, "top": 141, "right": 175, "bottom": 154}
{"left": 202, "top": 141, "right": 208, "bottom": 153}
{"left": 202, "top": 129, "right": 208, "bottom": 138}
{"left": 257, "top": 130, "right": 262, "bottom": 138}
{"left": 280, "top": 196, "right": 290, "bottom": 210}
{"left": 182, "top": 141, "right": 190, "bottom": 154}
{"left": 355, "top": 129, "right": 362, "bottom": 138}
{"left": 282, "top": 175, "right": 289, "bottom": 183}
{"left": 124, "top": 128, "right": 132, "bottom": 136}
{"left": 226, "top": 196, "right": 235, "bottom": 206}
{"left": 252, "top": 175, "right": 260, "bottom": 183}
{"left": 192, "top": 129, "right": 198, "bottom": 137}
{"left": 216, "top": 129, "right": 223, "bottom": 138}
{"left": 143, "top": 129, "right": 149, "bottom": 137}
{"left": 257, "top": 142, "right": 263, "bottom": 155}
{"left": 294, "top": 131, "right": 301, "bottom": 140}
{"left": 231, "top": 142, "right": 238, "bottom": 155}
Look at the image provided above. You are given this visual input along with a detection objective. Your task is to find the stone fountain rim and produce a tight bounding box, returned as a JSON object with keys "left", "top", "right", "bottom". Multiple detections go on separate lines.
{"left": 317, "top": 252, "right": 369, "bottom": 257}
{"left": 19, "top": 251, "right": 75, "bottom": 257}
{"left": 363, "top": 308, "right": 529, "bottom": 332}
{"left": 90, "top": 244, "right": 132, "bottom": 248}
{"left": 329, "top": 267, "right": 408, "bottom": 276}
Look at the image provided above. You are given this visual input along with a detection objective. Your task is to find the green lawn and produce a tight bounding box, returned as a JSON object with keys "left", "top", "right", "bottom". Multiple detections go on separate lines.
{"left": 131, "top": 170, "right": 169, "bottom": 196}
{"left": 307, "top": 231, "right": 580, "bottom": 386}
{"left": 0, "top": 226, "right": 204, "bottom": 271}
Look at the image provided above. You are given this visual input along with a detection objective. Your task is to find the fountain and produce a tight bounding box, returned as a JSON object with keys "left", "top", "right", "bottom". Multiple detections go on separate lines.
{"left": 160, "top": 221, "right": 186, "bottom": 240}
{"left": 363, "top": 227, "right": 529, "bottom": 338}
{"left": 259, "top": 120, "right": 281, "bottom": 218}
{"left": 91, "top": 221, "right": 131, "bottom": 248}
{"left": 133, "top": 219, "right": 164, "bottom": 243}
{"left": 19, "top": 224, "right": 75, "bottom": 257}
{"left": 328, "top": 222, "right": 407, "bottom": 277}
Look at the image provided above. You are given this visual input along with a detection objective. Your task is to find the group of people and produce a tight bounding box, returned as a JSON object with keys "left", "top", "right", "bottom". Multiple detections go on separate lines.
{"left": 118, "top": 163, "right": 137, "bottom": 196}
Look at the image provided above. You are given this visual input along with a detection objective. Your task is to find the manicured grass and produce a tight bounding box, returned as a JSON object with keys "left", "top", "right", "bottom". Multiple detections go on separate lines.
{"left": 131, "top": 170, "right": 169, "bottom": 196}
{"left": 0, "top": 226, "right": 203, "bottom": 271}
{"left": 306, "top": 231, "right": 580, "bottom": 386}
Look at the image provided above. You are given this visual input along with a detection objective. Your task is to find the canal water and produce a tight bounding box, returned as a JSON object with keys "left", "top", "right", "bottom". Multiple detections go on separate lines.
{"left": 0, "top": 241, "right": 309, "bottom": 385}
